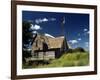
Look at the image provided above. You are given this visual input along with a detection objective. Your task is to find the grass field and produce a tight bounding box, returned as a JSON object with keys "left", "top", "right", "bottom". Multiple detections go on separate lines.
{"left": 23, "top": 52, "right": 89, "bottom": 69}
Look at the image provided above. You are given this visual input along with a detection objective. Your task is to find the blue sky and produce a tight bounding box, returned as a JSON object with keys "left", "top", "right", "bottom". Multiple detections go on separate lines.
{"left": 22, "top": 11, "right": 89, "bottom": 51}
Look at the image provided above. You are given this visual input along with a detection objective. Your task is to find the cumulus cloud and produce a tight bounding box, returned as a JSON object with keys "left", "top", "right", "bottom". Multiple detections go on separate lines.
{"left": 85, "top": 42, "right": 89, "bottom": 47}
{"left": 42, "top": 18, "right": 48, "bottom": 22}
{"left": 86, "top": 31, "right": 89, "bottom": 34}
{"left": 35, "top": 18, "right": 56, "bottom": 24}
{"left": 84, "top": 30, "right": 89, "bottom": 35}
{"left": 50, "top": 18, "right": 56, "bottom": 21}
{"left": 35, "top": 18, "right": 48, "bottom": 24}
{"left": 44, "top": 33, "right": 55, "bottom": 38}
{"left": 83, "top": 28, "right": 90, "bottom": 35}
{"left": 31, "top": 24, "right": 42, "bottom": 30}
{"left": 78, "top": 38, "right": 81, "bottom": 41}
{"left": 84, "top": 28, "right": 88, "bottom": 32}
{"left": 32, "top": 31, "right": 37, "bottom": 34}
{"left": 69, "top": 40, "right": 78, "bottom": 44}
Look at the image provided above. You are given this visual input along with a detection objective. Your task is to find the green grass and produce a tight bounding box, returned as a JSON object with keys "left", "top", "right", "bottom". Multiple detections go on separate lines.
{"left": 22, "top": 52, "right": 89, "bottom": 69}
{"left": 38, "top": 52, "right": 89, "bottom": 68}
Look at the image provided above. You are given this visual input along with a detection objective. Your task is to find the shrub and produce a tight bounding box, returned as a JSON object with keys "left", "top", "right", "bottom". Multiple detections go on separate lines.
{"left": 73, "top": 47, "right": 85, "bottom": 52}
{"left": 67, "top": 49, "right": 73, "bottom": 53}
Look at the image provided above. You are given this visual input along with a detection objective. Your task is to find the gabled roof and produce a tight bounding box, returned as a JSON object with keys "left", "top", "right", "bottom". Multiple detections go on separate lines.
{"left": 48, "top": 36, "right": 64, "bottom": 49}
{"left": 32, "top": 34, "right": 66, "bottom": 51}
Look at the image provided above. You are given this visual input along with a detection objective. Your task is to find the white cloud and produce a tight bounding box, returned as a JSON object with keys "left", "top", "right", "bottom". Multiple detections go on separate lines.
{"left": 43, "top": 18, "right": 48, "bottom": 22}
{"left": 32, "top": 31, "right": 37, "bottom": 34}
{"left": 35, "top": 18, "right": 48, "bottom": 24}
{"left": 44, "top": 33, "right": 55, "bottom": 38}
{"left": 35, "top": 19, "right": 39, "bottom": 24}
{"left": 85, "top": 42, "right": 89, "bottom": 47}
{"left": 87, "top": 31, "right": 89, "bottom": 34}
{"left": 31, "top": 24, "right": 41, "bottom": 30}
{"left": 78, "top": 38, "right": 81, "bottom": 41}
{"left": 84, "top": 28, "right": 88, "bottom": 32}
{"left": 83, "top": 28, "right": 89, "bottom": 35}
{"left": 50, "top": 18, "right": 56, "bottom": 21}
{"left": 69, "top": 40, "right": 78, "bottom": 44}
{"left": 84, "top": 30, "right": 89, "bottom": 35}
{"left": 35, "top": 18, "right": 56, "bottom": 24}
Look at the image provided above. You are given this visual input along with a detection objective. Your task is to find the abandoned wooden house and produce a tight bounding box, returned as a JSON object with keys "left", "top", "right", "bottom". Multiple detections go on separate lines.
{"left": 31, "top": 33, "right": 69, "bottom": 60}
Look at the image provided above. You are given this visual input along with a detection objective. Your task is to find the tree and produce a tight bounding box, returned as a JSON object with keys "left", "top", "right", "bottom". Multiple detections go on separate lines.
{"left": 22, "top": 21, "right": 33, "bottom": 63}
{"left": 23, "top": 21, "right": 33, "bottom": 48}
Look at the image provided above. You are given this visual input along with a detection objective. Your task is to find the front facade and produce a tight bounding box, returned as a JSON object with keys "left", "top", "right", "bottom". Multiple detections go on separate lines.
{"left": 31, "top": 33, "right": 69, "bottom": 60}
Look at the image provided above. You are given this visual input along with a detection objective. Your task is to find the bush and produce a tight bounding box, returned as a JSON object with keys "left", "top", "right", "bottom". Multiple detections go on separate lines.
{"left": 22, "top": 50, "right": 32, "bottom": 64}
{"left": 67, "top": 49, "right": 73, "bottom": 53}
{"left": 66, "top": 47, "right": 85, "bottom": 54}
{"left": 73, "top": 47, "right": 85, "bottom": 52}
